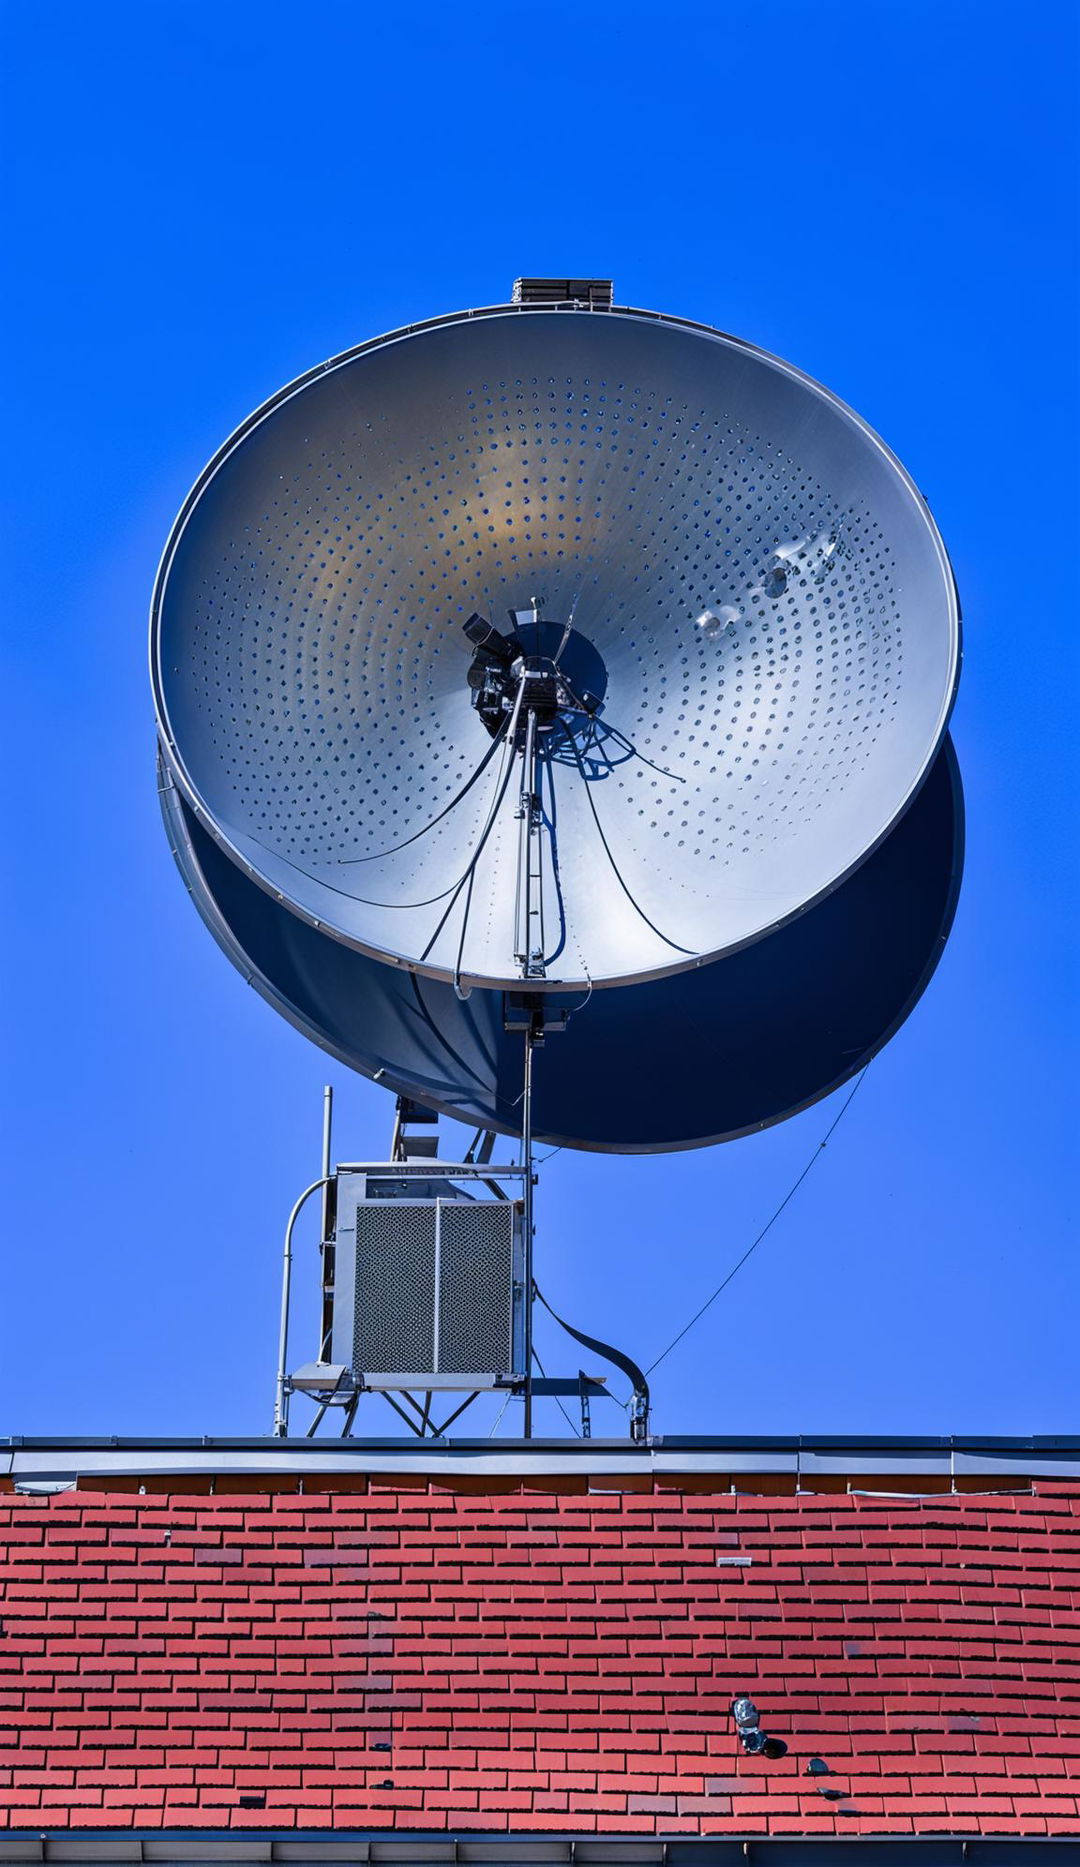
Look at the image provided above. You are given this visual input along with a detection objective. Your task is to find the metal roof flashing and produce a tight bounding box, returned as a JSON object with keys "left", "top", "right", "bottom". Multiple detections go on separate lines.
{"left": 1, "top": 1434, "right": 1077, "bottom": 1491}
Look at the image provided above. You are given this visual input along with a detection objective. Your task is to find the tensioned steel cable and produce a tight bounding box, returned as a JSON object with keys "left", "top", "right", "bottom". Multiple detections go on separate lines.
{"left": 335, "top": 709, "right": 514, "bottom": 865}
{"left": 419, "top": 678, "right": 527, "bottom": 972}
{"left": 569, "top": 734, "right": 695, "bottom": 957}
{"left": 244, "top": 679, "right": 526, "bottom": 917}
{"left": 644, "top": 1066, "right": 870, "bottom": 1378}
{"left": 553, "top": 669, "right": 687, "bottom": 785}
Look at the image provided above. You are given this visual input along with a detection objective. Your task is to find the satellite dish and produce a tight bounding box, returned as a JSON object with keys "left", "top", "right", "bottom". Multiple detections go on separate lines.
{"left": 152, "top": 302, "right": 959, "bottom": 994}
{"left": 160, "top": 735, "right": 962, "bottom": 1152}
{"left": 152, "top": 283, "right": 966, "bottom": 1440}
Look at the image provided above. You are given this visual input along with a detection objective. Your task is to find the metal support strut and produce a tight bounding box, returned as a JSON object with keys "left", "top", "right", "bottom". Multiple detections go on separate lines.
{"left": 521, "top": 1021, "right": 537, "bottom": 1438}
{"left": 514, "top": 707, "right": 546, "bottom": 978}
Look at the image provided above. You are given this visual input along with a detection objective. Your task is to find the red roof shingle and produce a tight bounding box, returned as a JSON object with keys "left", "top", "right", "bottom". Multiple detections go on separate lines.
{"left": 0, "top": 1478, "right": 1077, "bottom": 1837}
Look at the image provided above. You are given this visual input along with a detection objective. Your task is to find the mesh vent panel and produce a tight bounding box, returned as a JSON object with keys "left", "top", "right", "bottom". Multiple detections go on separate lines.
{"left": 438, "top": 1202, "right": 515, "bottom": 1374}
{"left": 353, "top": 1203, "right": 435, "bottom": 1374}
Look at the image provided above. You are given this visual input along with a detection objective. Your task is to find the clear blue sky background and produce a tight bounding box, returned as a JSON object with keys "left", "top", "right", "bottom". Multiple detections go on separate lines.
{"left": 2, "top": 0, "right": 1077, "bottom": 1442}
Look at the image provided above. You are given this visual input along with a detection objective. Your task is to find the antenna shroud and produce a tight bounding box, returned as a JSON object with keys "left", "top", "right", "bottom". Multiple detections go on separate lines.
{"left": 160, "top": 735, "right": 962, "bottom": 1154}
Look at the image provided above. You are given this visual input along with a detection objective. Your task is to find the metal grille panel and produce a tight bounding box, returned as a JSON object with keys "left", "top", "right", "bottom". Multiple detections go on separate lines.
{"left": 353, "top": 1203, "right": 435, "bottom": 1374}
{"left": 437, "top": 1201, "right": 516, "bottom": 1374}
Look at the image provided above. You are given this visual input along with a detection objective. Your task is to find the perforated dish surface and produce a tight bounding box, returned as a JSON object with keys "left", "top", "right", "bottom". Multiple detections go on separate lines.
{"left": 153, "top": 306, "right": 958, "bottom": 989}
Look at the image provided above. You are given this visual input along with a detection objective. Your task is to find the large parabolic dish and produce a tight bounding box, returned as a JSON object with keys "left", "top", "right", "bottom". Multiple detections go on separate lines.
{"left": 152, "top": 304, "right": 960, "bottom": 994}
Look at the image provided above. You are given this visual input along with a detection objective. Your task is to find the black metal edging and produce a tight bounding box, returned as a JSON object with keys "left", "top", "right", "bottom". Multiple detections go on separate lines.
{"left": 1, "top": 1835, "right": 1079, "bottom": 1865}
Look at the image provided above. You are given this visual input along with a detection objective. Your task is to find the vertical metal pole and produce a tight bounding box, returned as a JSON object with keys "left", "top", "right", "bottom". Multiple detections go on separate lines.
{"left": 521, "top": 1024, "right": 536, "bottom": 1439}
{"left": 320, "top": 1084, "right": 333, "bottom": 1241}
{"left": 317, "top": 1083, "right": 336, "bottom": 1376}
{"left": 273, "top": 1178, "right": 327, "bottom": 1437}
{"left": 273, "top": 1207, "right": 294, "bottom": 1439}
{"left": 514, "top": 709, "right": 539, "bottom": 973}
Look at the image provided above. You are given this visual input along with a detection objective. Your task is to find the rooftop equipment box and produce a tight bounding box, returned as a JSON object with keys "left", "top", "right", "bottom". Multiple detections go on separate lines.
{"left": 332, "top": 1170, "right": 525, "bottom": 1390}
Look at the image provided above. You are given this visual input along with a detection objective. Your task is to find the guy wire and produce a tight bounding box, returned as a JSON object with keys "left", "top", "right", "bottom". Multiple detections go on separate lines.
{"left": 645, "top": 1066, "right": 870, "bottom": 1377}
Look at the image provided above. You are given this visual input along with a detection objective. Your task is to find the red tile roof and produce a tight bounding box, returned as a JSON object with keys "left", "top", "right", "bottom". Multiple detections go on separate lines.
{"left": 0, "top": 1478, "right": 1077, "bottom": 1838}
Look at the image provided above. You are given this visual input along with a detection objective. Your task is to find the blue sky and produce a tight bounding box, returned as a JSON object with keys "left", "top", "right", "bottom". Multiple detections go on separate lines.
{"left": 2, "top": 0, "right": 1077, "bottom": 1441}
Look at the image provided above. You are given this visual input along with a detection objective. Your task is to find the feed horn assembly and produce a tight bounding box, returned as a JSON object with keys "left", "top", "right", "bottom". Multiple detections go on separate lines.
{"left": 151, "top": 277, "right": 962, "bottom": 1439}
